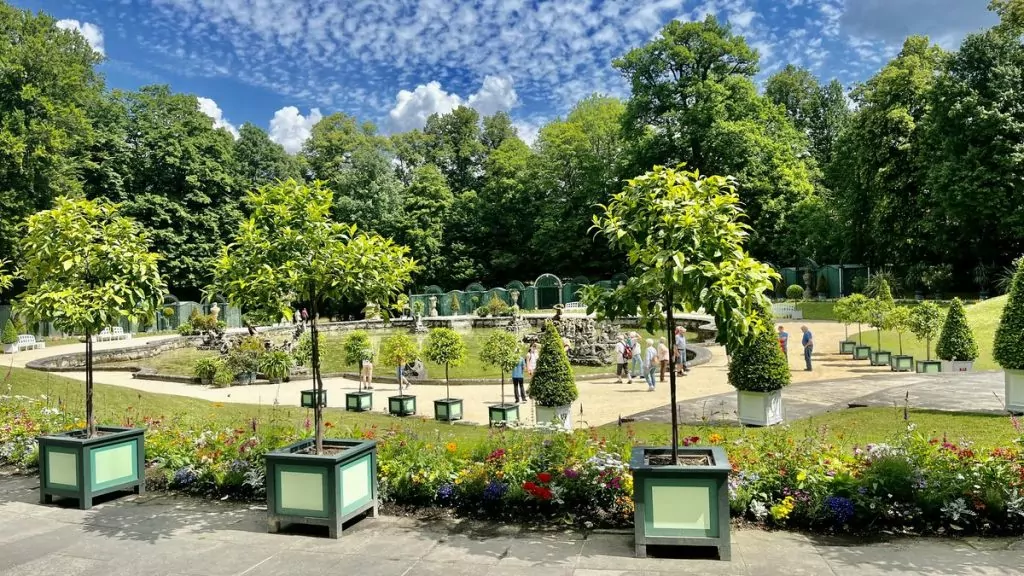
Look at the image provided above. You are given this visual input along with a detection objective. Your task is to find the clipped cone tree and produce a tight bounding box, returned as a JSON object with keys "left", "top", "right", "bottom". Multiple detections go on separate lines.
{"left": 936, "top": 298, "right": 979, "bottom": 362}
{"left": 727, "top": 315, "right": 791, "bottom": 393}
{"left": 995, "top": 259, "right": 1024, "bottom": 371}
{"left": 527, "top": 321, "right": 578, "bottom": 407}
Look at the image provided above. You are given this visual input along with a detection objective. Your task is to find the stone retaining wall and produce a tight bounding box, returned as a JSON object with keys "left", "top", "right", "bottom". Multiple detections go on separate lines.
{"left": 26, "top": 336, "right": 194, "bottom": 372}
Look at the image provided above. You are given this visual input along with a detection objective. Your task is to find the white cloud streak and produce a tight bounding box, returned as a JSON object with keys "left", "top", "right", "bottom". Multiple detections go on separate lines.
{"left": 55, "top": 19, "right": 105, "bottom": 55}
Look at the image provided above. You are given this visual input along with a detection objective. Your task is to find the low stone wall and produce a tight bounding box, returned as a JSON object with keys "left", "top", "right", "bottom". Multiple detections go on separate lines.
{"left": 26, "top": 336, "right": 194, "bottom": 372}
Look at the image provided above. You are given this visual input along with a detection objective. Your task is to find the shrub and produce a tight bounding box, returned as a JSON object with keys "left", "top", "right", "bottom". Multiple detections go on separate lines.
{"left": 342, "top": 331, "right": 372, "bottom": 368}
{"left": 887, "top": 307, "right": 912, "bottom": 356}
{"left": 475, "top": 306, "right": 489, "bottom": 317}
{"left": 994, "top": 259, "right": 1024, "bottom": 370}
{"left": 193, "top": 357, "right": 223, "bottom": 381}
{"left": 528, "top": 322, "right": 578, "bottom": 407}
{"left": 909, "top": 302, "right": 944, "bottom": 361}
{"left": 212, "top": 367, "right": 235, "bottom": 388}
{"left": 486, "top": 294, "right": 511, "bottom": 317}
{"left": 259, "top": 350, "right": 293, "bottom": 380}
{"left": 424, "top": 328, "right": 467, "bottom": 399}
{"left": 161, "top": 307, "right": 175, "bottom": 318}
{"left": 379, "top": 333, "right": 419, "bottom": 369}
{"left": 785, "top": 284, "right": 804, "bottom": 300}
{"left": 936, "top": 298, "right": 978, "bottom": 362}
{"left": 177, "top": 324, "right": 197, "bottom": 336}
{"left": 728, "top": 320, "right": 790, "bottom": 393}
{"left": 412, "top": 301, "right": 425, "bottom": 317}
{"left": 1, "top": 319, "right": 16, "bottom": 345}
{"left": 293, "top": 332, "right": 325, "bottom": 367}
{"left": 450, "top": 293, "right": 461, "bottom": 315}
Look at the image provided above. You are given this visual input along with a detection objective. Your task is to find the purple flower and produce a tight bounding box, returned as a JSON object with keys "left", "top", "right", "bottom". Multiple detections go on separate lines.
{"left": 825, "top": 496, "right": 855, "bottom": 525}
{"left": 563, "top": 468, "right": 579, "bottom": 479}
{"left": 436, "top": 483, "right": 455, "bottom": 501}
{"left": 483, "top": 480, "right": 508, "bottom": 501}
{"left": 171, "top": 466, "right": 198, "bottom": 487}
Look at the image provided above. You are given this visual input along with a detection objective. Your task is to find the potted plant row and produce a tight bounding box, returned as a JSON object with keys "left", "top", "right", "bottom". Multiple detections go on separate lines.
{"left": 909, "top": 302, "right": 943, "bottom": 373}
{"left": 425, "top": 328, "right": 466, "bottom": 422}
{"left": 867, "top": 280, "right": 895, "bottom": 367}
{"left": 343, "top": 331, "right": 374, "bottom": 412}
{"left": 995, "top": 259, "right": 1024, "bottom": 413}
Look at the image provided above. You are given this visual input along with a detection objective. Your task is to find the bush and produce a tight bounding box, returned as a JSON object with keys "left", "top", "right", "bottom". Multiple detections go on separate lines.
{"left": 379, "top": 333, "right": 420, "bottom": 369}
{"left": 475, "top": 306, "right": 489, "bottom": 317}
{"left": 1, "top": 319, "right": 16, "bottom": 345}
{"left": 258, "top": 350, "right": 293, "bottom": 380}
{"left": 193, "top": 357, "right": 223, "bottom": 381}
{"left": 293, "top": 332, "right": 325, "bottom": 367}
{"left": 177, "top": 324, "right": 197, "bottom": 336}
{"left": 909, "top": 302, "right": 944, "bottom": 361}
{"left": 486, "top": 294, "right": 511, "bottom": 317}
{"left": 212, "top": 367, "right": 235, "bottom": 388}
{"left": 936, "top": 298, "right": 978, "bottom": 362}
{"left": 450, "top": 293, "right": 461, "bottom": 315}
{"left": 727, "top": 321, "right": 791, "bottom": 393}
{"left": 528, "top": 322, "right": 578, "bottom": 407}
{"left": 785, "top": 284, "right": 804, "bottom": 300}
{"left": 994, "top": 259, "right": 1024, "bottom": 370}
{"left": 342, "top": 331, "right": 372, "bottom": 368}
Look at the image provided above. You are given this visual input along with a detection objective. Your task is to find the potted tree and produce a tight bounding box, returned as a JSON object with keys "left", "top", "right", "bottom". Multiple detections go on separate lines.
{"left": 379, "top": 333, "right": 419, "bottom": 416}
{"left": 581, "top": 166, "right": 775, "bottom": 560}
{"left": 728, "top": 309, "right": 791, "bottom": 426}
{"left": 212, "top": 180, "right": 415, "bottom": 538}
{"left": 995, "top": 258, "right": 1024, "bottom": 412}
{"left": 887, "top": 306, "right": 914, "bottom": 372}
{"left": 18, "top": 197, "right": 163, "bottom": 510}
{"left": 480, "top": 330, "right": 521, "bottom": 425}
{"left": 936, "top": 297, "right": 978, "bottom": 373}
{"left": 909, "top": 302, "right": 943, "bottom": 373}
{"left": 833, "top": 296, "right": 857, "bottom": 354}
{"left": 867, "top": 280, "right": 895, "bottom": 367}
{"left": 342, "top": 330, "right": 374, "bottom": 411}
{"left": 528, "top": 321, "right": 578, "bottom": 429}
{"left": 259, "top": 350, "right": 293, "bottom": 384}
{"left": 846, "top": 294, "right": 873, "bottom": 360}
{"left": 193, "top": 357, "right": 223, "bottom": 385}
{"left": 449, "top": 292, "right": 461, "bottom": 316}
{"left": 1, "top": 318, "right": 17, "bottom": 354}
{"left": 424, "top": 328, "right": 467, "bottom": 422}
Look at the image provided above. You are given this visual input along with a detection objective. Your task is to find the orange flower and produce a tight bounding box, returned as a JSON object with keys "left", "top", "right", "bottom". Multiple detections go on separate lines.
{"left": 446, "top": 442, "right": 457, "bottom": 453}
{"left": 325, "top": 421, "right": 334, "bottom": 428}
{"left": 708, "top": 433, "right": 724, "bottom": 444}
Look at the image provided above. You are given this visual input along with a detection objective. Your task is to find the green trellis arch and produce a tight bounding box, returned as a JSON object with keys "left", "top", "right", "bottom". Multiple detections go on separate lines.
{"left": 534, "top": 273, "right": 563, "bottom": 309}
{"left": 465, "top": 282, "right": 486, "bottom": 293}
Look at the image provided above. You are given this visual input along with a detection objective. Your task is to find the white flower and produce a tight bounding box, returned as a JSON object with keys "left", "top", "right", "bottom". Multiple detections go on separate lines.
{"left": 750, "top": 500, "right": 768, "bottom": 521}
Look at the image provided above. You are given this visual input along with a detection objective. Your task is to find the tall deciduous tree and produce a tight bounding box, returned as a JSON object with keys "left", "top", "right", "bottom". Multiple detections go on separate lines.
{"left": 233, "top": 123, "right": 302, "bottom": 190}
{"left": 765, "top": 65, "right": 850, "bottom": 169}
{"left": 212, "top": 180, "right": 416, "bottom": 452}
{"left": 398, "top": 165, "right": 453, "bottom": 285}
{"left": 16, "top": 197, "right": 164, "bottom": 437}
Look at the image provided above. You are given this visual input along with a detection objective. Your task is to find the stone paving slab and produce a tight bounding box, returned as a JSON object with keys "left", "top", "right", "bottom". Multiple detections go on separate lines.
{"left": 3, "top": 474, "right": 1024, "bottom": 575}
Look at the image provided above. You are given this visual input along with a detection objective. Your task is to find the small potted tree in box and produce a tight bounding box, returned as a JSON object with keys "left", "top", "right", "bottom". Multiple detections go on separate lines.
{"left": 833, "top": 297, "right": 857, "bottom": 354}
{"left": 212, "top": 180, "right": 415, "bottom": 538}
{"left": 528, "top": 321, "right": 578, "bottom": 429}
{"left": 936, "top": 297, "right": 978, "bottom": 373}
{"left": 343, "top": 330, "right": 374, "bottom": 411}
{"left": 867, "top": 279, "right": 894, "bottom": 367}
{"left": 729, "top": 310, "right": 791, "bottom": 426}
{"left": 909, "top": 302, "right": 943, "bottom": 373}
{"left": 846, "top": 294, "right": 873, "bottom": 360}
{"left": 995, "top": 259, "right": 1024, "bottom": 412}
{"left": 480, "top": 330, "right": 521, "bottom": 426}
{"left": 581, "top": 166, "right": 776, "bottom": 560}
{"left": 1, "top": 318, "right": 17, "bottom": 354}
{"left": 380, "top": 333, "right": 419, "bottom": 416}
{"left": 425, "top": 328, "right": 467, "bottom": 422}
{"left": 887, "top": 306, "right": 914, "bottom": 372}
{"left": 18, "top": 197, "right": 164, "bottom": 510}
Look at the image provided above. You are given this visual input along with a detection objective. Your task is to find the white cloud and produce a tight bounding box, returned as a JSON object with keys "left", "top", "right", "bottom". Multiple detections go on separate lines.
{"left": 55, "top": 19, "right": 105, "bottom": 55}
{"left": 388, "top": 75, "right": 519, "bottom": 132}
{"left": 269, "top": 106, "right": 323, "bottom": 154}
{"left": 196, "top": 97, "right": 240, "bottom": 139}
{"left": 514, "top": 120, "right": 542, "bottom": 146}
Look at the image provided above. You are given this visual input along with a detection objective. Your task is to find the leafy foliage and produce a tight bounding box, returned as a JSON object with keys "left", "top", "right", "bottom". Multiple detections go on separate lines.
{"left": 909, "top": 302, "right": 944, "bottom": 361}
{"left": 1, "top": 319, "right": 17, "bottom": 345}
{"left": 727, "top": 316, "right": 791, "bottom": 392}
{"left": 480, "top": 330, "right": 520, "bottom": 377}
{"left": 342, "top": 331, "right": 373, "bottom": 368}
{"left": 258, "top": 350, "right": 293, "bottom": 380}
{"left": 936, "top": 298, "right": 979, "bottom": 362}
{"left": 424, "top": 328, "right": 467, "bottom": 399}
{"left": 888, "top": 307, "right": 913, "bottom": 356}
{"left": 994, "top": 259, "right": 1024, "bottom": 370}
{"left": 786, "top": 285, "right": 804, "bottom": 300}
{"left": 528, "top": 322, "right": 578, "bottom": 407}
{"left": 379, "top": 333, "right": 420, "bottom": 369}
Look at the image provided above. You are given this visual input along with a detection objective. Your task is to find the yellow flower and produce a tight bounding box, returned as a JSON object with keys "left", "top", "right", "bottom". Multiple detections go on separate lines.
{"left": 708, "top": 433, "right": 724, "bottom": 444}
{"left": 796, "top": 470, "right": 807, "bottom": 482}
{"left": 446, "top": 442, "right": 457, "bottom": 453}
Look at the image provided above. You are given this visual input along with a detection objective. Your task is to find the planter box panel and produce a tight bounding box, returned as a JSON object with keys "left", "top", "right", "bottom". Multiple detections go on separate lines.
{"left": 1006, "top": 370, "right": 1024, "bottom": 414}
{"left": 46, "top": 448, "right": 79, "bottom": 490}
{"left": 339, "top": 453, "right": 373, "bottom": 517}
{"left": 737, "top": 390, "right": 783, "bottom": 427}
{"left": 891, "top": 355, "right": 914, "bottom": 372}
{"left": 942, "top": 360, "right": 974, "bottom": 373}
{"left": 840, "top": 341, "right": 856, "bottom": 355}
{"left": 854, "top": 346, "right": 872, "bottom": 360}
{"left": 870, "top": 351, "right": 892, "bottom": 366}
{"left": 276, "top": 465, "right": 328, "bottom": 518}
{"left": 645, "top": 477, "right": 718, "bottom": 539}
{"left": 38, "top": 426, "right": 145, "bottom": 509}
{"left": 536, "top": 404, "right": 572, "bottom": 429}
{"left": 388, "top": 395, "right": 416, "bottom": 417}
{"left": 91, "top": 441, "right": 138, "bottom": 491}
{"left": 488, "top": 404, "right": 519, "bottom": 426}
{"left": 434, "top": 399, "right": 463, "bottom": 421}
{"left": 346, "top": 392, "right": 373, "bottom": 412}
{"left": 916, "top": 360, "right": 942, "bottom": 374}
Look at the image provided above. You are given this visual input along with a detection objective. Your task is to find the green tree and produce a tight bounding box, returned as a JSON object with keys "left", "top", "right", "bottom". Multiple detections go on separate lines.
{"left": 212, "top": 180, "right": 416, "bottom": 452}
{"left": 1, "top": 318, "right": 17, "bottom": 346}
{"left": 994, "top": 259, "right": 1024, "bottom": 370}
{"left": 424, "top": 328, "right": 467, "bottom": 401}
{"left": 888, "top": 306, "right": 913, "bottom": 356}
{"left": 15, "top": 197, "right": 164, "bottom": 436}
{"left": 478, "top": 136, "right": 534, "bottom": 280}
{"left": 342, "top": 330, "right": 372, "bottom": 368}
{"left": 379, "top": 333, "right": 420, "bottom": 385}
{"left": 936, "top": 298, "right": 979, "bottom": 362}
{"left": 868, "top": 279, "right": 896, "bottom": 350}
{"left": 765, "top": 66, "right": 850, "bottom": 169}
{"left": 481, "top": 112, "right": 518, "bottom": 150}
{"left": 398, "top": 165, "right": 453, "bottom": 284}
{"left": 424, "top": 106, "right": 485, "bottom": 195}
{"left": 233, "top": 123, "right": 302, "bottom": 190}
{"left": 582, "top": 165, "right": 776, "bottom": 462}
{"left": 527, "top": 322, "right": 578, "bottom": 407}
{"left": 845, "top": 294, "right": 872, "bottom": 346}
{"left": 727, "top": 310, "right": 790, "bottom": 392}
{"left": 909, "top": 301, "right": 944, "bottom": 361}
{"left": 480, "top": 330, "right": 521, "bottom": 405}
{"left": 991, "top": 0, "right": 1024, "bottom": 29}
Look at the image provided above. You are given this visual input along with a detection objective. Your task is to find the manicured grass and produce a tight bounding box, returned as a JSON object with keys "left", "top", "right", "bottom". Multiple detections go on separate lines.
{"left": 796, "top": 301, "right": 836, "bottom": 320}
{"left": 97, "top": 346, "right": 215, "bottom": 375}
{"left": 851, "top": 296, "right": 1006, "bottom": 370}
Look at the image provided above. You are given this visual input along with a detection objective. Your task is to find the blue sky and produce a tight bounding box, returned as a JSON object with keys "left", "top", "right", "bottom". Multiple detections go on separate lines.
{"left": 16, "top": 0, "right": 999, "bottom": 152}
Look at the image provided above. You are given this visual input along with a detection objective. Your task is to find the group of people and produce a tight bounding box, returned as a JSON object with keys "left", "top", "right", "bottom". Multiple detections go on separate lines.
{"left": 613, "top": 328, "right": 690, "bottom": 391}
{"left": 777, "top": 325, "right": 814, "bottom": 371}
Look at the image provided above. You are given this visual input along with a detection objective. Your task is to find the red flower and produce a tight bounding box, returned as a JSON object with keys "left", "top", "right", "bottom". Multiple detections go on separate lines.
{"left": 523, "top": 481, "right": 537, "bottom": 492}
{"left": 537, "top": 472, "right": 552, "bottom": 484}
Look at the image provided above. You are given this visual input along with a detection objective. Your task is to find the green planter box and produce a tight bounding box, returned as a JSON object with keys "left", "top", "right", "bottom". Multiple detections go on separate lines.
{"left": 488, "top": 403, "right": 519, "bottom": 427}
{"left": 1005, "top": 370, "right": 1024, "bottom": 414}
{"left": 300, "top": 389, "right": 327, "bottom": 408}
{"left": 890, "top": 355, "right": 914, "bottom": 372}
{"left": 38, "top": 426, "right": 145, "bottom": 510}
{"left": 840, "top": 340, "right": 856, "bottom": 355}
{"left": 631, "top": 446, "right": 731, "bottom": 560}
{"left": 916, "top": 360, "right": 942, "bottom": 373}
{"left": 854, "top": 345, "right": 872, "bottom": 360}
{"left": 388, "top": 394, "right": 416, "bottom": 417}
{"left": 345, "top": 391, "right": 373, "bottom": 412}
{"left": 265, "top": 438, "right": 377, "bottom": 539}
{"left": 870, "top": 351, "right": 892, "bottom": 367}
{"left": 434, "top": 398, "right": 463, "bottom": 422}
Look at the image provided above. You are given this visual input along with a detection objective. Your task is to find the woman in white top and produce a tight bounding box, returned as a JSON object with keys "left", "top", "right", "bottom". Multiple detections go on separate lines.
{"left": 526, "top": 343, "right": 539, "bottom": 377}
{"left": 361, "top": 349, "right": 374, "bottom": 390}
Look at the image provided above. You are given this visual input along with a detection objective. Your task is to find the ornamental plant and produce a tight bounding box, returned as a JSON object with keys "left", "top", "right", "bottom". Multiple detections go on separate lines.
{"left": 936, "top": 298, "right": 979, "bottom": 362}
{"left": 867, "top": 279, "right": 895, "bottom": 351}
{"left": 1, "top": 319, "right": 16, "bottom": 346}
{"left": 909, "top": 302, "right": 943, "bottom": 361}
{"left": 888, "top": 306, "right": 912, "bottom": 356}
{"left": 379, "top": 333, "right": 420, "bottom": 389}
{"left": 528, "top": 321, "right": 578, "bottom": 407}
{"left": 193, "top": 357, "right": 223, "bottom": 383}
{"left": 258, "top": 350, "right": 293, "bottom": 382}
{"left": 727, "top": 310, "right": 791, "bottom": 393}
{"left": 480, "top": 330, "right": 520, "bottom": 405}
{"left": 342, "top": 330, "right": 372, "bottom": 369}
{"left": 786, "top": 284, "right": 804, "bottom": 300}
{"left": 845, "top": 294, "right": 871, "bottom": 345}
{"left": 994, "top": 258, "right": 1024, "bottom": 370}
{"left": 833, "top": 296, "right": 853, "bottom": 341}
{"left": 424, "top": 328, "right": 467, "bottom": 401}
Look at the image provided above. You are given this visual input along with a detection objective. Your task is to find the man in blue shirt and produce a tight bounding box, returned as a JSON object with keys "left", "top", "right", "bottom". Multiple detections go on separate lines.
{"left": 512, "top": 353, "right": 527, "bottom": 403}
{"left": 801, "top": 326, "right": 813, "bottom": 371}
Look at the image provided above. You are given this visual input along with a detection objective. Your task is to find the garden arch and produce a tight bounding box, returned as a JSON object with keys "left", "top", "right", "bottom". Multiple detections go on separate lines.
{"left": 534, "top": 273, "right": 563, "bottom": 309}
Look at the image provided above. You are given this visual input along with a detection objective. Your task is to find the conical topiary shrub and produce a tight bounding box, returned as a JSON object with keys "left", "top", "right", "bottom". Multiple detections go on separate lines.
{"left": 528, "top": 321, "right": 578, "bottom": 408}
{"left": 995, "top": 259, "right": 1024, "bottom": 371}
{"left": 728, "top": 321, "right": 791, "bottom": 393}
{"left": 936, "top": 298, "right": 979, "bottom": 363}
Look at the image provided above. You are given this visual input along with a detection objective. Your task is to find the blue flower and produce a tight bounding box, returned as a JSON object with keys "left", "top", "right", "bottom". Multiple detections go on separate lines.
{"left": 483, "top": 480, "right": 508, "bottom": 501}
{"left": 825, "top": 496, "right": 855, "bottom": 525}
{"left": 172, "top": 466, "right": 199, "bottom": 488}
{"left": 436, "top": 483, "right": 455, "bottom": 501}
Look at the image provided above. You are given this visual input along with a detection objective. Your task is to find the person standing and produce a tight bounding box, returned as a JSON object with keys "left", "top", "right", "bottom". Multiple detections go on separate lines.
{"left": 778, "top": 325, "right": 789, "bottom": 356}
{"left": 674, "top": 327, "right": 689, "bottom": 376}
{"left": 397, "top": 361, "right": 411, "bottom": 393}
{"left": 657, "top": 337, "right": 670, "bottom": 382}
{"left": 361, "top": 350, "right": 374, "bottom": 390}
{"left": 293, "top": 309, "right": 301, "bottom": 325}
{"left": 512, "top": 353, "right": 527, "bottom": 403}
{"left": 526, "top": 342, "right": 539, "bottom": 379}
{"left": 644, "top": 338, "right": 658, "bottom": 391}
{"left": 301, "top": 308, "right": 309, "bottom": 325}
{"left": 630, "top": 333, "right": 643, "bottom": 379}
{"left": 801, "top": 325, "right": 814, "bottom": 371}
{"left": 614, "top": 334, "right": 628, "bottom": 384}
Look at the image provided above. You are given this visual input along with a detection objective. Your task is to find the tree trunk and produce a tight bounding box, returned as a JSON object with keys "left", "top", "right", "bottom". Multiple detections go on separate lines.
{"left": 445, "top": 364, "right": 450, "bottom": 401}
{"left": 667, "top": 290, "right": 679, "bottom": 465}
{"left": 310, "top": 293, "right": 323, "bottom": 454}
{"left": 500, "top": 368, "right": 505, "bottom": 405}
{"left": 85, "top": 328, "right": 95, "bottom": 437}
{"left": 857, "top": 324, "right": 863, "bottom": 345}
{"left": 876, "top": 329, "right": 881, "bottom": 350}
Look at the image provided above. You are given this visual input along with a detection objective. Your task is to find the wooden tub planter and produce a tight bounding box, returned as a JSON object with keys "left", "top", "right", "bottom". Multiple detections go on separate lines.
{"left": 631, "top": 446, "right": 731, "bottom": 560}
{"left": 916, "top": 360, "right": 942, "bottom": 373}
{"left": 265, "top": 438, "right": 377, "bottom": 539}
{"left": 38, "top": 426, "right": 145, "bottom": 510}
{"left": 433, "top": 398, "right": 464, "bottom": 422}
{"left": 870, "top": 350, "right": 892, "bottom": 367}
{"left": 853, "top": 345, "right": 872, "bottom": 361}
{"left": 388, "top": 394, "right": 416, "bottom": 416}
{"left": 345, "top": 391, "right": 373, "bottom": 413}
{"left": 839, "top": 340, "right": 857, "bottom": 355}
{"left": 488, "top": 403, "right": 520, "bottom": 427}
{"left": 736, "top": 390, "right": 783, "bottom": 427}
{"left": 890, "top": 355, "right": 914, "bottom": 372}
{"left": 1005, "top": 370, "right": 1024, "bottom": 414}
{"left": 942, "top": 360, "right": 974, "bottom": 373}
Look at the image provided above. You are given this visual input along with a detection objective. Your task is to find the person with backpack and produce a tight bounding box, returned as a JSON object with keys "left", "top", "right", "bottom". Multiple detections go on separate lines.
{"left": 614, "top": 334, "right": 629, "bottom": 383}
{"left": 629, "top": 332, "right": 643, "bottom": 379}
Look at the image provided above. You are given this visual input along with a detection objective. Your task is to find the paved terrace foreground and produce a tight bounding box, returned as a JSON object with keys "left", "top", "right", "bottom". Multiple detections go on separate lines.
{"left": 2, "top": 475, "right": 1024, "bottom": 576}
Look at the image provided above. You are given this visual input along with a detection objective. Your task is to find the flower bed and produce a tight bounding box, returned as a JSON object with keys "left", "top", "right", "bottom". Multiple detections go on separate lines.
{"left": 4, "top": 393, "right": 1024, "bottom": 535}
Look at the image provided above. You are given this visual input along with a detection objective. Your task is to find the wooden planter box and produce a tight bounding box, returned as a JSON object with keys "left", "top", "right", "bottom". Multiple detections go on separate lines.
{"left": 38, "top": 426, "right": 145, "bottom": 510}
{"left": 942, "top": 360, "right": 974, "bottom": 373}
{"left": 300, "top": 389, "right": 327, "bottom": 408}
{"left": 854, "top": 345, "right": 872, "bottom": 360}
{"left": 736, "top": 390, "right": 783, "bottom": 427}
{"left": 345, "top": 391, "right": 373, "bottom": 413}
{"left": 839, "top": 340, "right": 856, "bottom": 355}
{"left": 1005, "top": 370, "right": 1024, "bottom": 414}
{"left": 388, "top": 395, "right": 416, "bottom": 417}
{"left": 890, "top": 355, "right": 914, "bottom": 372}
{"left": 265, "top": 438, "right": 377, "bottom": 539}
{"left": 536, "top": 404, "right": 572, "bottom": 429}
{"left": 488, "top": 403, "right": 519, "bottom": 427}
{"left": 870, "top": 351, "right": 892, "bottom": 367}
{"left": 631, "top": 446, "right": 731, "bottom": 560}
{"left": 916, "top": 360, "right": 942, "bottom": 373}
{"left": 433, "top": 398, "right": 464, "bottom": 422}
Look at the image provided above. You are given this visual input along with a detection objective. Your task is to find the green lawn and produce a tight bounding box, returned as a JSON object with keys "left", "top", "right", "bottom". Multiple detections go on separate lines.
{"left": 795, "top": 301, "right": 837, "bottom": 320}
{"left": 851, "top": 296, "right": 1006, "bottom": 370}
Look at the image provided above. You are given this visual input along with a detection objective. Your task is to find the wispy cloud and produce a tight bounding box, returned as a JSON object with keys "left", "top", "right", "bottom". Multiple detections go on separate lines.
{"left": 55, "top": 19, "right": 105, "bottom": 55}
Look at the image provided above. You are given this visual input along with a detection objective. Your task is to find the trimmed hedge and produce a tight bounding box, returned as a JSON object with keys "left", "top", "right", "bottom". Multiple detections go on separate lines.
{"left": 994, "top": 260, "right": 1024, "bottom": 370}
{"left": 528, "top": 321, "right": 578, "bottom": 407}
{"left": 1, "top": 319, "right": 16, "bottom": 345}
{"left": 728, "top": 321, "right": 791, "bottom": 393}
{"left": 936, "top": 298, "right": 979, "bottom": 362}
{"left": 786, "top": 284, "right": 804, "bottom": 300}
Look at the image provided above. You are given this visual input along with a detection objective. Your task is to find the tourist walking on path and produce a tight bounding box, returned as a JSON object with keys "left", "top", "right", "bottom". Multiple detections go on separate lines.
{"left": 629, "top": 333, "right": 643, "bottom": 379}
{"left": 397, "top": 362, "right": 411, "bottom": 392}
{"left": 614, "top": 334, "right": 629, "bottom": 384}
{"left": 674, "top": 326, "right": 689, "bottom": 376}
{"left": 361, "top": 350, "right": 374, "bottom": 390}
{"left": 778, "top": 325, "right": 789, "bottom": 356}
{"left": 512, "top": 353, "right": 527, "bottom": 403}
{"left": 644, "top": 338, "right": 658, "bottom": 391}
{"left": 526, "top": 343, "right": 539, "bottom": 378}
{"left": 801, "top": 325, "right": 814, "bottom": 371}
{"left": 657, "top": 337, "right": 670, "bottom": 382}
